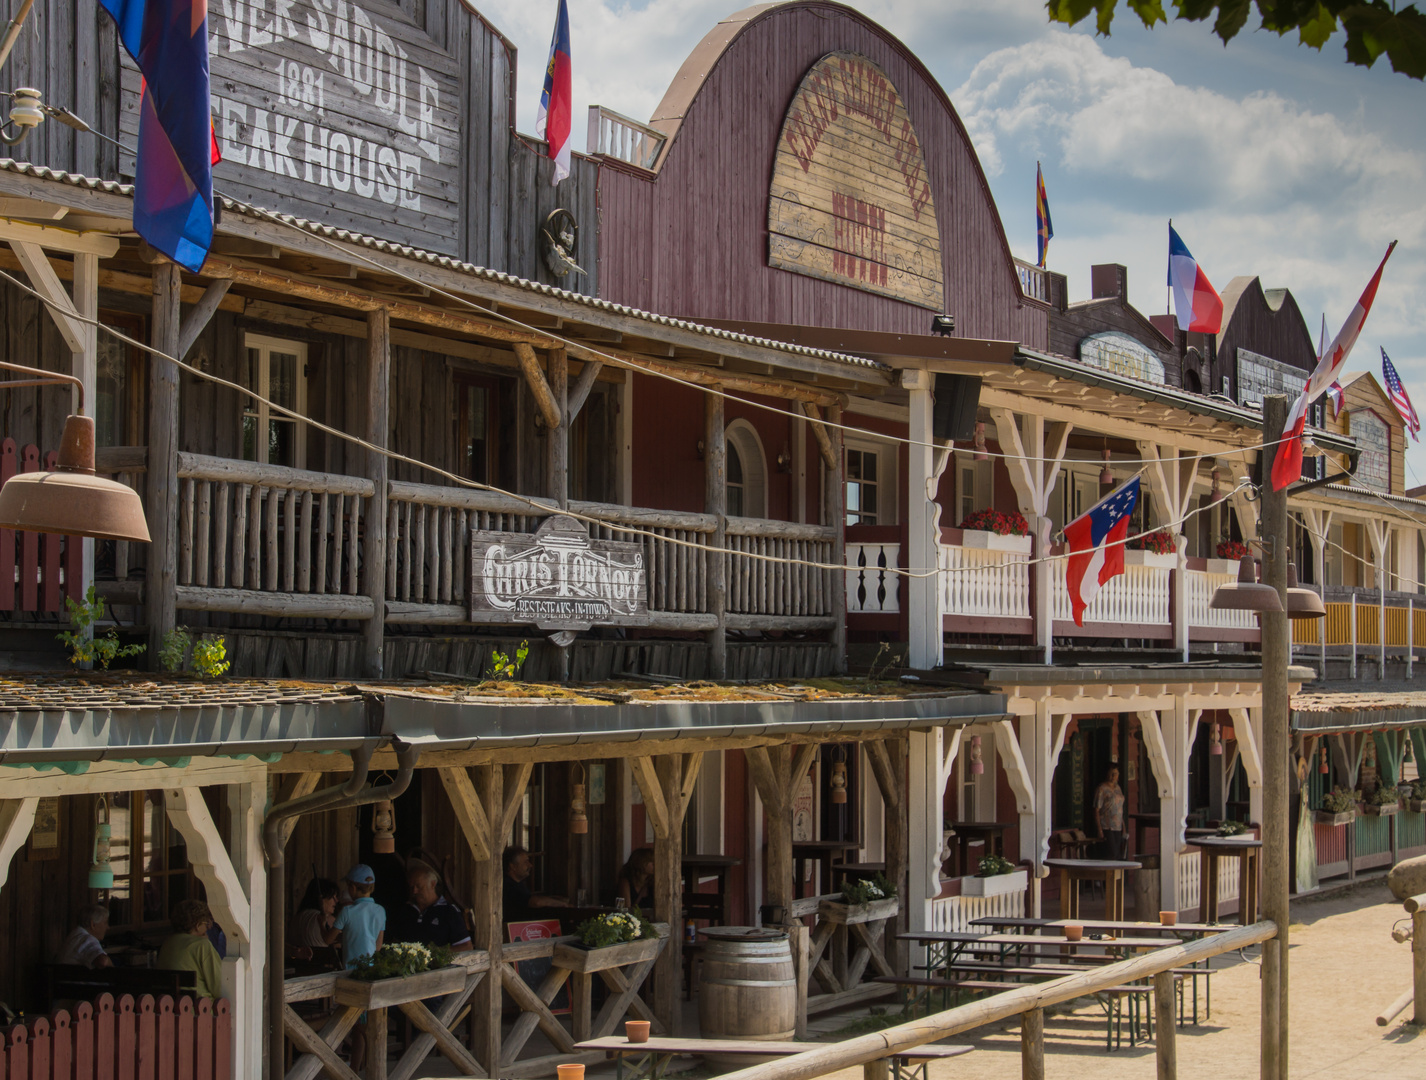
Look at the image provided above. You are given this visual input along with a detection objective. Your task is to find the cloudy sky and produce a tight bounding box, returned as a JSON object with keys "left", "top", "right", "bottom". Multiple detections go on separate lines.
{"left": 477, "top": 0, "right": 1426, "bottom": 480}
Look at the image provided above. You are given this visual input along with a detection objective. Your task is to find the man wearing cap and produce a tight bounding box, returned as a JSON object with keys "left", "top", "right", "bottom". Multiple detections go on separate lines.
{"left": 388, "top": 862, "right": 472, "bottom": 952}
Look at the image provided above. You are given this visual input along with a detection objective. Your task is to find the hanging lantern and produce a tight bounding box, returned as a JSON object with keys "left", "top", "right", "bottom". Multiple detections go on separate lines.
{"left": 89, "top": 796, "right": 114, "bottom": 890}
{"left": 829, "top": 748, "right": 848, "bottom": 805}
{"left": 1209, "top": 722, "right": 1223, "bottom": 756}
{"left": 969, "top": 734, "right": 984, "bottom": 775}
{"left": 1210, "top": 468, "right": 1222, "bottom": 502}
{"left": 1320, "top": 744, "right": 1330, "bottom": 774}
{"left": 1405, "top": 738, "right": 1414, "bottom": 764}
{"left": 973, "top": 422, "right": 989, "bottom": 463}
{"left": 1099, "top": 447, "right": 1113, "bottom": 486}
{"left": 372, "top": 799, "right": 396, "bottom": 854}
{"left": 570, "top": 764, "right": 589, "bottom": 835}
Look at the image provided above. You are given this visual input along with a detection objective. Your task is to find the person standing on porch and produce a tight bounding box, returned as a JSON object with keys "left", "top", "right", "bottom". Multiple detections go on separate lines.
{"left": 55, "top": 904, "right": 113, "bottom": 969}
{"left": 1094, "top": 767, "right": 1127, "bottom": 860}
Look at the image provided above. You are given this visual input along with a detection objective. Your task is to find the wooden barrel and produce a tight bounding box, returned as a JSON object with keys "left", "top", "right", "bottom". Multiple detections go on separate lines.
{"left": 697, "top": 927, "right": 797, "bottom": 1045}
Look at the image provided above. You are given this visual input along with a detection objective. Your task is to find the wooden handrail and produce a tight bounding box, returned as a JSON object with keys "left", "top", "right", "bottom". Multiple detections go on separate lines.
{"left": 716, "top": 920, "right": 1277, "bottom": 1080}
{"left": 177, "top": 452, "right": 374, "bottom": 496}
{"left": 726, "top": 516, "right": 836, "bottom": 541}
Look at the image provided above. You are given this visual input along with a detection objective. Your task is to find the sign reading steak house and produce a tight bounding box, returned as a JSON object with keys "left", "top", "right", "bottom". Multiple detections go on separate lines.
{"left": 469, "top": 515, "right": 648, "bottom": 630}
{"left": 768, "top": 52, "right": 944, "bottom": 310}
{"left": 120, "top": 0, "right": 462, "bottom": 255}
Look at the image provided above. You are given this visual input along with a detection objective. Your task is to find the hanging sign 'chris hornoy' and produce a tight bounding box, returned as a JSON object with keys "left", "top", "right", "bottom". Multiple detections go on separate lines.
{"left": 468, "top": 515, "right": 648, "bottom": 630}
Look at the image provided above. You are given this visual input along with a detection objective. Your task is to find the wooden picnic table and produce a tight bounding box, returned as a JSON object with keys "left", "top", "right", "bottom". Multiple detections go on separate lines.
{"left": 574, "top": 1035, "right": 972, "bottom": 1080}
{"left": 898, "top": 929, "right": 1170, "bottom": 971}
{"left": 1187, "top": 836, "right": 1262, "bottom": 925}
{"left": 969, "top": 916, "right": 1228, "bottom": 935}
{"left": 1045, "top": 857, "right": 1141, "bottom": 921}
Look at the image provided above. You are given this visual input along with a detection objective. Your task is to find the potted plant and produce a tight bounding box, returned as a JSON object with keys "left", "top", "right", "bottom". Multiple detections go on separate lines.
{"left": 819, "top": 873, "right": 899, "bottom": 925}
{"left": 1125, "top": 529, "right": 1177, "bottom": 567}
{"left": 1315, "top": 786, "right": 1357, "bottom": 826}
{"left": 554, "top": 912, "right": 665, "bottom": 973}
{"left": 1216, "top": 820, "right": 1248, "bottom": 838}
{"left": 957, "top": 509, "right": 1033, "bottom": 554}
{"left": 960, "top": 854, "right": 1028, "bottom": 898}
{"left": 333, "top": 942, "right": 463, "bottom": 1008}
{"left": 1408, "top": 779, "right": 1426, "bottom": 814}
{"left": 1363, "top": 783, "right": 1400, "bottom": 817}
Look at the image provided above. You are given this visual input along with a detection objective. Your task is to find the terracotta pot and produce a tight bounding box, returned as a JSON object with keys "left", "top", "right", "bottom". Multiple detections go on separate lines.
{"left": 556, "top": 1066, "right": 586, "bottom": 1080}
{"left": 1159, "top": 910, "right": 1178, "bottom": 926}
{"left": 1063, "top": 924, "right": 1083, "bottom": 942}
{"left": 625, "top": 1020, "right": 651, "bottom": 1043}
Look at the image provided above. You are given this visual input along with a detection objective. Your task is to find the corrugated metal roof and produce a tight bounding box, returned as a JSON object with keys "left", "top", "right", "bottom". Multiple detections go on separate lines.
{"left": 0, "top": 159, "right": 889, "bottom": 377}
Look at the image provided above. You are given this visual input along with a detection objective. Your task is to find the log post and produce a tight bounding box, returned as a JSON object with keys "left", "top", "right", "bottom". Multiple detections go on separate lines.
{"left": 1154, "top": 970, "right": 1176, "bottom": 1079}
{"left": 745, "top": 744, "right": 818, "bottom": 918}
{"left": 1020, "top": 1008, "right": 1044, "bottom": 1080}
{"left": 469, "top": 764, "right": 504, "bottom": 1075}
{"left": 1413, "top": 905, "right": 1426, "bottom": 1024}
{"left": 824, "top": 404, "right": 846, "bottom": 673}
{"left": 363, "top": 308, "right": 390, "bottom": 678}
{"left": 705, "top": 391, "right": 727, "bottom": 679}
{"left": 146, "top": 261, "right": 182, "bottom": 660}
{"left": 866, "top": 740, "right": 908, "bottom": 975}
{"left": 548, "top": 348, "right": 568, "bottom": 509}
{"left": 73, "top": 252, "right": 98, "bottom": 610}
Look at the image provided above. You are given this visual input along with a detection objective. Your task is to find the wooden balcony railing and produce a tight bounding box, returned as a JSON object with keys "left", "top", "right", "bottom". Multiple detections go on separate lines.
{"left": 587, "top": 105, "right": 666, "bottom": 170}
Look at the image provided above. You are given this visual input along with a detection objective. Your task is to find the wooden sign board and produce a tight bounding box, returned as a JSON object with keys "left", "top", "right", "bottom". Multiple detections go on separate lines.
{"left": 768, "top": 52, "right": 944, "bottom": 311}
{"left": 120, "top": 0, "right": 463, "bottom": 255}
{"left": 468, "top": 515, "right": 648, "bottom": 630}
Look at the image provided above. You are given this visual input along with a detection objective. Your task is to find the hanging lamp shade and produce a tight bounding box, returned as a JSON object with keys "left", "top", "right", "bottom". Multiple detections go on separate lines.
{"left": 89, "top": 795, "right": 114, "bottom": 890}
{"left": 0, "top": 416, "right": 149, "bottom": 542}
{"left": 1099, "top": 448, "right": 1113, "bottom": 486}
{"left": 1286, "top": 561, "right": 1326, "bottom": 621}
{"left": 1209, "top": 555, "right": 1283, "bottom": 614}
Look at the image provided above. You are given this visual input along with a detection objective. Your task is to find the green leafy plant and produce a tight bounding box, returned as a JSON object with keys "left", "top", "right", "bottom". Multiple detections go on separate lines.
{"left": 349, "top": 941, "right": 453, "bottom": 981}
{"left": 486, "top": 639, "right": 530, "bottom": 681}
{"left": 159, "top": 628, "right": 192, "bottom": 673}
{"left": 977, "top": 854, "right": 1018, "bottom": 878}
{"left": 191, "top": 635, "right": 231, "bottom": 679}
{"left": 842, "top": 872, "right": 897, "bottom": 905}
{"left": 1216, "top": 820, "right": 1248, "bottom": 837}
{"left": 577, "top": 911, "right": 653, "bottom": 948}
{"left": 57, "top": 586, "right": 145, "bottom": 670}
{"left": 1411, "top": 779, "right": 1426, "bottom": 801}
{"left": 1320, "top": 786, "right": 1356, "bottom": 814}
{"left": 1367, "top": 783, "right": 1400, "bottom": 807}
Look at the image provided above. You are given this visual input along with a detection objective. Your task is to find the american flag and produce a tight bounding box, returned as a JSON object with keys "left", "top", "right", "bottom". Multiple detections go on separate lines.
{"left": 1383, "top": 347, "right": 1420, "bottom": 443}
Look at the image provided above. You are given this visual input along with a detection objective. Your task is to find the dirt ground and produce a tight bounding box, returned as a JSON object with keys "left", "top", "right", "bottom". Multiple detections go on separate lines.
{"left": 809, "top": 878, "right": 1422, "bottom": 1080}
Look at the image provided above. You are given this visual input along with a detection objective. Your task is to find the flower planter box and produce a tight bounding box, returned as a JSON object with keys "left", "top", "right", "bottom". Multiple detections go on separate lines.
{"left": 333, "top": 964, "right": 467, "bottom": 1009}
{"left": 818, "top": 897, "right": 900, "bottom": 926}
{"left": 1408, "top": 799, "right": 1426, "bottom": 814}
{"left": 1125, "top": 550, "right": 1177, "bottom": 568}
{"left": 959, "top": 529, "right": 1031, "bottom": 554}
{"left": 1363, "top": 802, "right": 1399, "bottom": 817}
{"left": 1205, "top": 558, "right": 1237, "bottom": 575}
{"left": 552, "top": 934, "right": 664, "bottom": 974}
{"left": 1314, "top": 810, "right": 1356, "bottom": 827}
{"left": 959, "top": 868, "right": 1028, "bottom": 898}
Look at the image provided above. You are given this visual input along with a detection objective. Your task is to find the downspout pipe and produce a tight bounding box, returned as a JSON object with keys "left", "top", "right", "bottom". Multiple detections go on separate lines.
{"left": 263, "top": 741, "right": 422, "bottom": 1080}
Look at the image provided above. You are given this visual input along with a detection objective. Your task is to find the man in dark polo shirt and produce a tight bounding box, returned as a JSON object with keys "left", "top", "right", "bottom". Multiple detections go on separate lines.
{"left": 387, "top": 862, "right": 472, "bottom": 951}
{"left": 502, "top": 846, "right": 566, "bottom": 922}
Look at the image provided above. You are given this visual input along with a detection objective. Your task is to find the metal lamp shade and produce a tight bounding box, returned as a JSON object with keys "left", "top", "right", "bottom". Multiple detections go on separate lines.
{"left": 1286, "top": 562, "right": 1326, "bottom": 621}
{"left": 0, "top": 415, "right": 150, "bottom": 543}
{"left": 1209, "top": 555, "right": 1283, "bottom": 614}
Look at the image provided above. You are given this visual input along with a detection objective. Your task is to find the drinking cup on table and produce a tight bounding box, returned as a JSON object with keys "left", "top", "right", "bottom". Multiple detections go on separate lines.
{"left": 1159, "top": 910, "right": 1178, "bottom": 926}
{"left": 557, "top": 1066, "right": 586, "bottom": 1080}
{"left": 1063, "top": 923, "right": 1083, "bottom": 942}
{"left": 625, "top": 1021, "right": 651, "bottom": 1043}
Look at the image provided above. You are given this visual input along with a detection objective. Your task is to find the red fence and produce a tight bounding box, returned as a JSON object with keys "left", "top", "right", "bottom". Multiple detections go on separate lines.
{"left": 0, "top": 439, "right": 84, "bottom": 613}
{"left": 0, "top": 995, "right": 231, "bottom": 1080}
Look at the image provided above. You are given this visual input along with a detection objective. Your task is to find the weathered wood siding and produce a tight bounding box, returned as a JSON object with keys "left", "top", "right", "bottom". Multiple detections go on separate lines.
{"left": 1216, "top": 277, "right": 1317, "bottom": 402}
{"left": 596, "top": 3, "right": 1046, "bottom": 346}
{"left": 1047, "top": 300, "right": 1181, "bottom": 389}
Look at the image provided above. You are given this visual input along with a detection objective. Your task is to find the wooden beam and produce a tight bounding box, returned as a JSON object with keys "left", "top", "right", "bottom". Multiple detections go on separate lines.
{"left": 0, "top": 217, "right": 119, "bottom": 257}
{"left": 803, "top": 402, "right": 838, "bottom": 470}
{"left": 439, "top": 766, "right": 492, "bottom": 863}
{"left": 11, "top": 240, "right": 85, "bottom": 353}
{"left": 992, "top": 720, "right": 1035, "bottom": 816}
{"left": 743, "top": 746, "right": 782, "bottom": 812}
{"left": 164, "top": 787, "right": 251, "bottom": 943}
{"left": 632, "top": 756, "right": 672, "bottom": 839}
{"left": 469, "top": 765, "right": 504, "bottom": 1073}
{"left": 706, "top": 389, "right": 727, "bottom": 679}
{"left": 514, "top": 342, "right": 561, "bottom": 430}
{"left": 675, "top": 752, "right": 705, "bottom": 826}
{"left": 864, "top": 740, "right": 900, "bottom": 812}
{"left": 790, "top": 742, "right": 820, "bottom": 796}
{"left": 177, "top": 277, "right": 233, "bottom": 358}
{"left": 147, "top": 261, "right": 182, "bottom": 660}
{"left": 363, "top": 306, "right": 390, "bottom": 677}
{"left": 282, "top": 1005, "right": 363, "bottom": 1080}
{"left": 548, "top": 348, "right": 569, "bottom": 509}
{"left": 0, "top": 798, "right": 38, "bottom": 890}
{"left": 567, "top": 360, "right": 604, "bottom": 420}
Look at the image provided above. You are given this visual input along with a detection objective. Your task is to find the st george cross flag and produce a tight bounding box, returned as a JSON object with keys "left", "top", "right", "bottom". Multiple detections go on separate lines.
{"left": 99, "top": 0, "right": 215, "bottom": 272}
{"left": 1064, "top": 476, "right": 1140, "bottom": 628}
{"left": 1167, "top": 224, "right": 1223, "bottom": 333}
{"left": 1271, "top": 242, "right": 1397, "bottom": 490}
{"left": 1326, "top": 380, "right": 1344, "bottom": 414}
{"left": 537, "top": 0, "right": 573, "bottom": 186}
{"left": 1036, "top": 162, "right": 1053, "bottom": 269}
{"left": 1382, "top": 347, "right": 1420, "bottom": 442}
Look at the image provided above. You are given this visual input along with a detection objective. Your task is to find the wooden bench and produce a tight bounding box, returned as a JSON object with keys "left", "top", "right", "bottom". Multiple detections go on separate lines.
{"left": 43, "top": 964, "right": 197, "bottom": 1006}
{"left": 574, "top": 1034, "right": 973, "bottom": 1080}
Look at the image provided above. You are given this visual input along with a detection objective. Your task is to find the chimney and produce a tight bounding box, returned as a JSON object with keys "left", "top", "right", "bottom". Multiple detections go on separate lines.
{"left": 1091, "top": 264, "right": 1127, "bottom": 302}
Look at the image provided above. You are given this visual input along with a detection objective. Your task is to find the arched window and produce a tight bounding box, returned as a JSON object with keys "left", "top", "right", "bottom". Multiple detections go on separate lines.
{"left": 725, "top": 420, "right": 767, "bottom": 518}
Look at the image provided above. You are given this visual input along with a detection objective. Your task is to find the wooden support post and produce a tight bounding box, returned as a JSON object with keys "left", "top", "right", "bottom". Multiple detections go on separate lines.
{"left": 147, "top": 261, "right": 182, "bottom": 659}
{"left": 861, "top": 1058, "right": 889, "bottom": 1080}
{"left": 72, "top": 252, "right": 98, "bottom": 608}
{"left": 1154, "top": 970, "right": 1177, "bottom": 1079}
{"left": 745, "top": 744, "right": 818, "bottom": 917}
{"left": 548, "top": 348, "right": 568, "bottom": 509}
{"left": 513, "top": 342, "right": 560, "bottom": 431}
{"left": 366, "top": 1006, "right": 388, "bottom": 1080}
{"left": 470, "top": 764, "right": 504, "bottom": 1076}
{"left": 825, "top": 404, "right": 847, "bottom": 673}
{"left": 865, "top": 740, "right": 908, "bottom": 975}
{"left": 1020, "top": 1008, "right": 1044, "bottom": 1080}
{"left": 363, "top": 308, "right": 390, "bottom": 677}
{"left": 0, "top": 798, "right": 38, "bottom": 890}
{"left": 1414, "top": 907, "right": 1426, "bottom": 1025}
{"left": 705, "top": 391, "right": 727, "bottom": 679}
{"left": 567, "top": 360, "right": 603, "bottom": 420}
{"left": 788, "top": 921, "right": 810, "bottom": 1040}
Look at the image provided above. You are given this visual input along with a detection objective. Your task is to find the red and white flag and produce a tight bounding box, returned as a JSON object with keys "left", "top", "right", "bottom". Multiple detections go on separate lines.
{"left": 1271, "top": 241, "right": 1397, "bottom": 490}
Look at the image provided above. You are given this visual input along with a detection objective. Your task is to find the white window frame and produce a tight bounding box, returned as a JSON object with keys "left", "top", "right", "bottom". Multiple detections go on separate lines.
{"left": 243, "top": 333, "right": 308, "bottom": 468}
{"left": 845, "top": 435, "right": 898, "bottom": 526}
{"left": 725, "top": 418, "right": 768, "bottom": 519}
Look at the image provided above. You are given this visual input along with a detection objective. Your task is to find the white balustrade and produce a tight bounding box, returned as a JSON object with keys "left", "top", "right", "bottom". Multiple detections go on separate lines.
{"left": 929, "top": 889, "right": 1027, "bottom": 933}
{"left": 847, "top": 541, "right": 901, "bottom": 613}
{"left": 1015, "top": 259, "right": 1050, "bottom": 304}
{"left": 1187, "top": 565, "right": 1257, "bottom": 631}
{"left": 1176, "top": 849, "right": 1239, "bottom": 914}
{"left": 939, "top": 542, "right": 1031, "bottom": 621}
{"left": 587, "top": 105, "right": 667, "bottom": 169}
{"left": 1049, "top": 556, "right": 1171, "bottom": 628}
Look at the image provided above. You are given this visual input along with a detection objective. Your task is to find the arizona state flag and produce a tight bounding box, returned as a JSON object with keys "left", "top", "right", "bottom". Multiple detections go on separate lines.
{"left": 100, "top": 0, "right": 216, "bottom": 272}
{"left": 1036, "top": 162, "right": 1053, "bottom": 269}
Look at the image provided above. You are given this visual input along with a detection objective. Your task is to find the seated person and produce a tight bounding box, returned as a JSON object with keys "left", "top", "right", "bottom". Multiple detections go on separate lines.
{"left": 388, "top": 862, "right": 471, "bottom": 951}
{"left": 501, "top": 846, "right": 567, "bottom": 923}
{"left": 157, "top": 900, "right": 224, "bottom": 1000}
{"left": 55, "top": 904, "right": 113, "bottom": 969}
{"left": 616, "top": 848, "right": 655, "bottom": 914}
{"left": 291, "top": 877, "right": 339, "bottom": 960}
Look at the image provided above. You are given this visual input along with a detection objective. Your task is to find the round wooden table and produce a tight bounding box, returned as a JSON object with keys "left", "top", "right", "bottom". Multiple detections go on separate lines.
{"left": 1186, "top": 836, "right": 1262, "bottom": 925}
{"left": 1045, "top": 858, "right": 1142, "bottom": 921}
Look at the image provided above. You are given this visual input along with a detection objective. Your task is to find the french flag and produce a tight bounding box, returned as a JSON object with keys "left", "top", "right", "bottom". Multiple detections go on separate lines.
{"left": 1064, "top": 476, "right": 1140, "bottom": 628}
{"left": 1167, "top": 224, "right": 1223, "bottom": 334}
{"left": 537, "top": 0, "right": 572, "bottom": 186}
{"left": 1271, "top": 242, "right": 1397, "bottom": 491}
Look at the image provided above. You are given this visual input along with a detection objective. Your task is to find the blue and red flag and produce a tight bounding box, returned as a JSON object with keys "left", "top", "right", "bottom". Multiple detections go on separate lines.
{"left": 1167, "top": 223, "right": 1223, "bottom": 334}
{"left": 99, "top": 0, "right": 216, "bottom": 272}
{"left": 1035, "top": 162, "right": 1053, "bottom": 269}
{"left": 1064, "top": 476, "right": 1140, "bottom": 628}
{"left": 537, "top": 0, "right": 572, "bottom": 186}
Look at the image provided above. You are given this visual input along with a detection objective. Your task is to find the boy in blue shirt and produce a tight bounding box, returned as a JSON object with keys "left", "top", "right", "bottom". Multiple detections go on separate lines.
{"left": 327, "top": 864, "right": 385, "bottom": 1071}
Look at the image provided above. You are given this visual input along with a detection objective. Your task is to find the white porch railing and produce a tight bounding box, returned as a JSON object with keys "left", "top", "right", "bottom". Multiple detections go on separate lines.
{"left": 1187, "top": 563, "right": 1257, "bottom": 633}
{"left": 939, "top": 542, "right": 1031, "bottom": 621}
{"left": 587, "top": 105, "right": 666, "bottom": 169}
{"left": 1176, "top": 850, "right": 1239, "bottom": 914}
{"left": 1049, "top": 555, "right": 1171, "bottom": 628}
{"left": 847, "top": 541, "right": 901, "bottom": 613}
{"left": 929, "top": 889, "right": 1027, "bottom": 933}
{"left": 1015, "top": 259, "right": 1051, "bottom": 304}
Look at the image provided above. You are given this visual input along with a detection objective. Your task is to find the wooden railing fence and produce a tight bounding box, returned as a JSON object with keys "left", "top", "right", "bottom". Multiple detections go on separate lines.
{"left": 0, "top": 438, "right": 85, "bottom": 614}
{"left": 725, "top": 517, "right": 836, "bottom": 628}
{"left": 1, "top": 995, "right": 231, "bottom": 1080}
